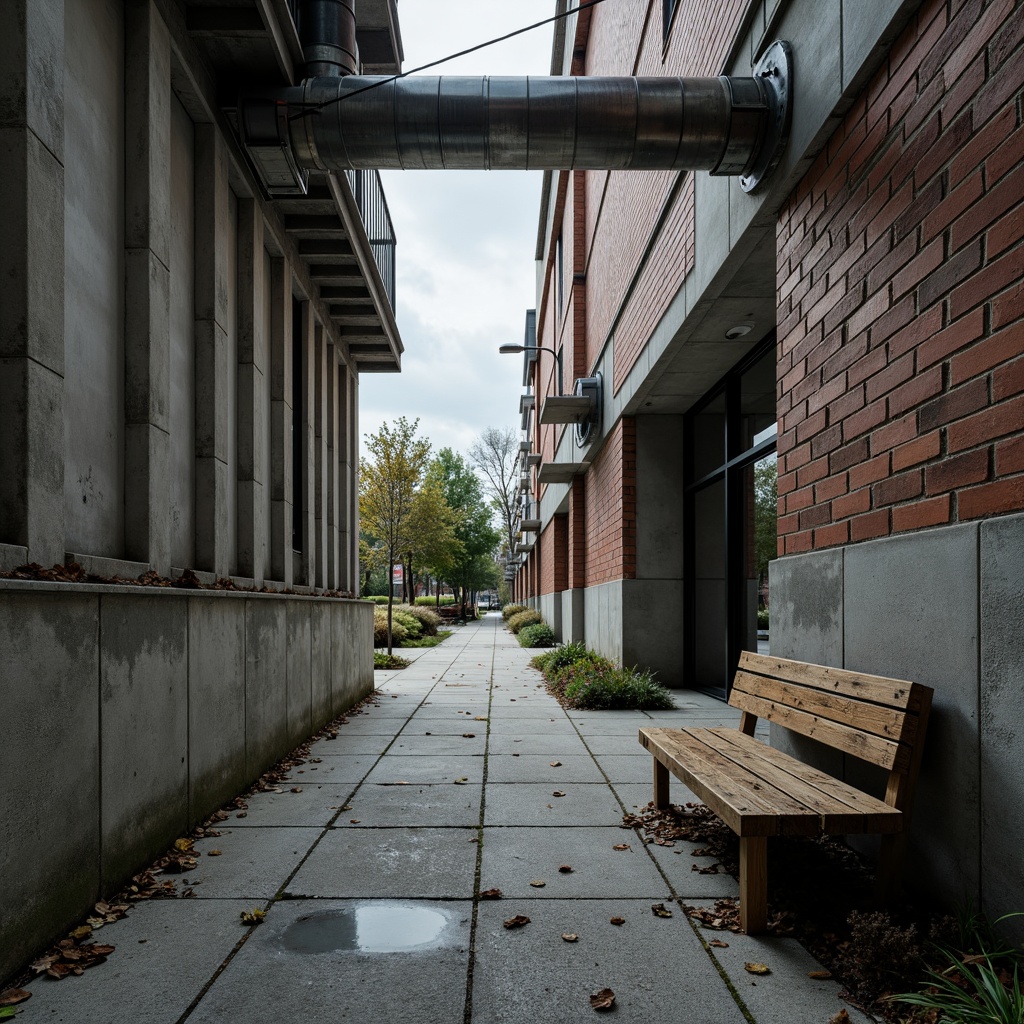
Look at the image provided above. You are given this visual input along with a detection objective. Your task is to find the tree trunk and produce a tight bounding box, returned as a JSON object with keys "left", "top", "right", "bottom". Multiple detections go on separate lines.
{"left": 386, "top": 544, "right": 395, "bottom": 656}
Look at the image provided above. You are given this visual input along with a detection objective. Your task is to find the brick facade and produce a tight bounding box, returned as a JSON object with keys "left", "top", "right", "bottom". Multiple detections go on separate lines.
{"left": 584, "top": 417, "right": 637, "bottom": 587}
{"left": 777, "top": 0, "right": 1024, "bottom": 555}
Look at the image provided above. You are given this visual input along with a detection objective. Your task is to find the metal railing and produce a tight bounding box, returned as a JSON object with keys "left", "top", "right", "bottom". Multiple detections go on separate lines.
{"left": 345, "top": 168, "right": 397, "bottom": 310}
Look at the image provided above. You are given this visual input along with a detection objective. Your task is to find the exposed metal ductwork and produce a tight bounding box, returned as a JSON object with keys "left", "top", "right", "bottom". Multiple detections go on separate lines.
{"left": 297, "top": 0, "right": 358, "bottom": 78}
{"left": 243, "top": 40, "right": 791, "bottom": 195}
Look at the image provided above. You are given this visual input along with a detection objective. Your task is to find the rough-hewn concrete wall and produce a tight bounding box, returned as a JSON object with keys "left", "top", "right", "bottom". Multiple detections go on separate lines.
{"left": 0, "top": 583, "right": 374, "bottom": 985}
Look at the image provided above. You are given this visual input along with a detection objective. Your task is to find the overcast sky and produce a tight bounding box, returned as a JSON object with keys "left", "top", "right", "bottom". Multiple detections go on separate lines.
{"left": 359, "top": 0, "right": 556, "bottom": 460}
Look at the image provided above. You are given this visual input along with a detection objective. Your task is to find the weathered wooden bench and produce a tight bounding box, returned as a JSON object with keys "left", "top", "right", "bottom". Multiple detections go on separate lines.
{"left": 639, "top": 651, "right": 933, "bottom": 934}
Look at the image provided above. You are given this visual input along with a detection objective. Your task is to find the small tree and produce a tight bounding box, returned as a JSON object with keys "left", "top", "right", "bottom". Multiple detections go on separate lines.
{"left": 359, "top": 417, "right": 431, "bottom": 654}
{"left": 754, "top": 457, "right": 778, "bottom": 600}
{"left": 469, "top": 426, "right": 520, "bottom": 558}
{"left": 405, "top": 480, "right": 461, "bottom": 604}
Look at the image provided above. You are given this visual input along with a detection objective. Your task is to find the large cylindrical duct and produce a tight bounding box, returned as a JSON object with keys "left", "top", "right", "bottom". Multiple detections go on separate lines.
{"left": 298, "top": 0, "right": 357, "bottom": 77}
{"left": 243, "top": 41, "right": 792, "bottom": 194}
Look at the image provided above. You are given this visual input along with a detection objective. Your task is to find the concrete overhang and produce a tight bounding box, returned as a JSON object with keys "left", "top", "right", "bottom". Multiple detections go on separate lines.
{"left": 524, "top": 453, "right": 542, "bottom": 467}
{"left": 520, "top": 393, "right": 535, "bottom": 430}
{"left": 516, "top": 540, "right": 535, "bottom": 554}
{"left": 540, "top": 395, "right": 592, "bottom": 425}
{"left": 518, "top": 441, "right": 532, "bottom": 454}
{"left": 520, "top": 519, "right": 541, "bottom": 532}
{"left": 538, "top": 462, "right": 585, "bottom": 485}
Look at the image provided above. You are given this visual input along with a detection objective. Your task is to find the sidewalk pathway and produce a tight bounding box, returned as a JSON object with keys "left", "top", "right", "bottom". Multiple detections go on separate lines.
{"left": 20, "top": 615, "right": 869, "bottom": 1023}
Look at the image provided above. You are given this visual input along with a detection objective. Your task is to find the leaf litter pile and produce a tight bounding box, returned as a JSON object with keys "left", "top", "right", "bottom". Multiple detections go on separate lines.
{"left": 0, "top": 690, "right": 385, "bottom": 1007}
{"left": 623, "top": 800, "right": 975, "bottom": 1021}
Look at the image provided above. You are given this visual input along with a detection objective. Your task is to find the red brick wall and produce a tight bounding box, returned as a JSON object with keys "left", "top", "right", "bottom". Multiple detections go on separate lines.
{"left": 585, "top": 417, "right": 637, "bottom": 586}
{"left": 538, "top": 515, "right": 569, "bottom": 597}
{"left": 568, "top": 477, "right": 586, "bottom": 590}
{"left": 584, "top": 0, "right": 747, "bottom": 387}
{"left": 777, "top": 0, "right": 1024, "bottom": 555}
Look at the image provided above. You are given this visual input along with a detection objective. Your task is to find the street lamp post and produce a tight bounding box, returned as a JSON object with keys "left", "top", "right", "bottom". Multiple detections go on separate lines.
{"left": 499, "top": 343, "right": 563, "bottom": 395}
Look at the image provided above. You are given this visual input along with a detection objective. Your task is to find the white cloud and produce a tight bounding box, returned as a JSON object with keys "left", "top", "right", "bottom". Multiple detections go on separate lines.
{"left": 358, "top": 0, "right": 555, "bottom": 459}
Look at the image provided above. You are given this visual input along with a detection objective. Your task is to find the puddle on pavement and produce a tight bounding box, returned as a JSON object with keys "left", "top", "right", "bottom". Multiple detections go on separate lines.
{"left": 282, "top": 905, "right": 449, "bottom": 954}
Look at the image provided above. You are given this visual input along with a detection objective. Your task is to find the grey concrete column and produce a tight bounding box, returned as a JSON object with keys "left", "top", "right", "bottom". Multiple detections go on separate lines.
{"left": 296, "top": 303, "right": 315, "bottom": 588}
{"left": 194, "top": 124, "right": 231, "bottom": 577}
{"left": 313, "top": 325, "right": 328, "bottom": 589}
{"left": 236, "top": 200, "right": 267, "bottom": 583}
{"left": 269, "top": 257, "right": 294, "bottom": 586}
{"left": 326, "top": 349, "right": 340, "bottom": 590}
{"left": 338, "top": 367, "right": 357, "bottom": 594}
{"left": 123, "top": 0, "right": 172, "bottom": 572}
{"left": 0, "top": 0, "right": 66, "bottom": 565}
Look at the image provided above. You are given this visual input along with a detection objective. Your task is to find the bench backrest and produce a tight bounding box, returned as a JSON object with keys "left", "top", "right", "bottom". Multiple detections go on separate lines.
{"left": 729, "top": 652, "right": 933, "bottom": 783}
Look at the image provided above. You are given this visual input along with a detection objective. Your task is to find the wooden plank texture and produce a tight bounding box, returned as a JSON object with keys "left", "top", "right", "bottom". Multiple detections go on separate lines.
{"left": 736, "top": 651, "right": 924, "bottom": 711}
{"left": 728, "top": 689, "right": 911, "bottom": 772}
{"left": 730, "top": 670, "right": 918, "bottom": 743}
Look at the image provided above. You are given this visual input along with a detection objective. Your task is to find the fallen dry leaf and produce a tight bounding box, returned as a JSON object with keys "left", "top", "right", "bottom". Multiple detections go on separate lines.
{"left": 610, "top": 917, "right": 625, "bottom": 926}
{"left": 612, "top": 843, "right": 630, "bottom": 851}
{"left": 350, "top": 819, "right": 361, "bottom": 824}
{"left": 558, "top": 865, "right": 573, "bottom": 874}
{"left": 807, "top": 970, "right": 832, "bottom": 980}
{"left": 69, "top": 925, "right": 92, "bottom": 941}
{"left": 503, "top": 915, "right": 531, "bottom": 929}
{"left": 240, "top": 908, "right": 266, "bottom": 925}
{"left": 651, "top": 903, "right": 673, "bottom": 918}
{"left": 744, "top": 963, "right": 771, "bottom": 975}
{"left": 290, "top": 787, "right": 302, "bottom": 793}
{"left": 530, "top": 880, "right": 546, "bottom": 888}
{"left": 709, "top": 939, "right": 730, "bottom": 948}
{"left": 562, "top": 933, "right": 579, "bottom": 942}
{"left": 475, "top": 716, "right": 488, "bottom": 721}
{"left": 454, "top": 777, "right": 470, "bottom": 785}
{"left": 236, "top": 811, "right": 247, "bottom": 818}
{"left": 462, "top": 733, "right": 476, "bottom": 738}
{"left": 0, "top": 990, "right": 30, "bottom": 1007}
{"left": 174, "top": 838, "right": 194, "bottom": 853}
{"left": 590, "top": 988, "right": 616, "bottom": 1011}
{"left": 207, "top": 850, "right": 222, "bottom": 857}
{"left": 828, "top": 1012, "right": 851, "bottom": 1024}
{"left": 550, "top": 761, "right": 562, "bottom": 767}
{"left": 552, "top": 791, "right": 566, "bottom": 797}
{"left": 480, "top": 888, "right": 503, "bottom": 899}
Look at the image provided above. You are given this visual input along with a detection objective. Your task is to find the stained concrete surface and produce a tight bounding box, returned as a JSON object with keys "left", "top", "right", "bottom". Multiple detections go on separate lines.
{"left": 17, "top": 615, "right": 869, "bottom": 1022}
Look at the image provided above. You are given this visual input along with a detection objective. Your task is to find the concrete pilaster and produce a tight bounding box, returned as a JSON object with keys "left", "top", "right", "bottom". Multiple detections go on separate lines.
{"left": 194, "top": 124, "right": 231, "bottom": 576}
{"left": 123, "top": 0, "right": 172, "bottom": 571}
{"left": 326, "top": 350, "right": 341, "bottom": 589}
{"left": 236, "top": 200, "right": 267, "bottom": 583}
{"left": 269, "top": 258, "right": 293, "bottom": 586}
{"left": 0, "top": 0, "right": 65, "bottom": 563}
{"left": 313, "top": 325, "right": 328, "bottom": 589}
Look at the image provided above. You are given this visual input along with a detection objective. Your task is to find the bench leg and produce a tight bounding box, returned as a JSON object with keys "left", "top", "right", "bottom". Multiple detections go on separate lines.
{"left": 875, "top": 832, "right": 907, "bottom": 903}
{"left": 739, "top": 836, "right": 768, "bottom": 935}
{"left": 653, "top": 758, "right": 670, "bottom": 809}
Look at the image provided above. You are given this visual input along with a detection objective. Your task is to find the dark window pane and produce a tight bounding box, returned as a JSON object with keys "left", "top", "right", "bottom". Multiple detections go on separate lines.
{"left": 692, "top": 392, "right": 726, "bottom": 480}
{"left": 692, "top": 479, "right": 727, "bottom": 694}
{"left": 740, "top": 345, "right": 777, "bottom": 450}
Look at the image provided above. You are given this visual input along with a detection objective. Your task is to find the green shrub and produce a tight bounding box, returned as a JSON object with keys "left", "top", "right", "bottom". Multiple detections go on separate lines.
{"left": 548, "top": 651, "right": 614, "bottom": 699}
{"left": 502, "top": 603, "right": 529, "bottom": 621}
{"left": 392, "top": 609, "right": 423, "bottom": 640}
{"left": 395, "top": 603, "right": 441, "bottom": 635}
{"left": 373, "top": 606, "right": 408, "bottom": 648}
{"left": 415, "top": 596, "right": 455, "bottom": 606}
{"left": 556, "top": 661, "right": 675, "bottom": 710}
{"left": 518, "top": 623, "right": 556, "bottom": 648}
{"left": 374, "top": 650, "right": 410, "bottom": 669}
{"left": 507, "top": 609, "right": 543, "bottom": 634}
{"left": 543, "top": 641, "right": 590, "bottom": 674}
{"left": 757, "top": 607, "right": 770, "bottom": 629}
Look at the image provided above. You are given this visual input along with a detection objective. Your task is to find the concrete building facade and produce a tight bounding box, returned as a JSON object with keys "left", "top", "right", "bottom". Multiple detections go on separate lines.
{"left": 0, "top": 0, "right": 402, "bottom": 981}
{"left": 512, "top": 0, "right": 1024, "bottom": 921}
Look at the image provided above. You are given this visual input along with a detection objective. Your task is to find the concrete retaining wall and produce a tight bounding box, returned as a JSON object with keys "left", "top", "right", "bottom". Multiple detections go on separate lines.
{"left": 769, "top": 512, "right": 1024, "bottom": 931}
{"left": 0, "top": 581, "right": 374, "bottom": 983}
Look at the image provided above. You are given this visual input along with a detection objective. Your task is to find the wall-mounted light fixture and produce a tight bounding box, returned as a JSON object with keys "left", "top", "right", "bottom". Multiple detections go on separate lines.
{"left": 499, "top": 343, "right": 563, "bottom": 395}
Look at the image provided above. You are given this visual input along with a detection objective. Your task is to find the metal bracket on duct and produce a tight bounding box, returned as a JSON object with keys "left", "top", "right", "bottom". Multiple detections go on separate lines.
{"left": 242, "top": 40, "right": 792, "bottom": 196}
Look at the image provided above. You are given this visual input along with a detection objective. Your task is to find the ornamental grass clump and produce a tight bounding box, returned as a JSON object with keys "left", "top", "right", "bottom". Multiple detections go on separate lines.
{"left": 518, "top": 622, "right": 556, "bottom": 648}
{"left": 507, "top": 609, "right": 543, "bottom": 634}
{"left": 502, "top": 603, "right": 529, "bottom": 621}
{"left": 564, "top": 664, "right": 674, "bottom": 710}
{"left": 395, "top": 604, "right": 441, "bottom": 636}
{"left": 373, "top": 607, "right": 408, "bottom": 647}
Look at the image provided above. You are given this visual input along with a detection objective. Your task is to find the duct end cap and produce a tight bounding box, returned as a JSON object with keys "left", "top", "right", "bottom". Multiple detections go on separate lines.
{"left": 740, "top": 39, "right": 793, "bottom": 194}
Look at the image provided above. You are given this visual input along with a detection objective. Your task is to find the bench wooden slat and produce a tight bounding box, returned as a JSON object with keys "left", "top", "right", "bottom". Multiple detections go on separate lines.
{"left": 641, "top": 728, "right": 822, "bottom": 836}
{"left": 730, "top": 670, "right": 918, "bottom": 745}
{"left": 737, "top": 651, "right": 923, "bottom": 712}
{"left": 706, "top": 728, "right": 903, "bottom": 835}
{"left": 729, "top": 687, "right": 911, "bottom": 773}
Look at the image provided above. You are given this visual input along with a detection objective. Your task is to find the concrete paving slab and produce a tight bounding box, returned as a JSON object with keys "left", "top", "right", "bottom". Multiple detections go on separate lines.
{"left": 410, "top": 704, "right": 491, "bottom": 719}
{"left": 568, "top": 718, "right": 650, "bottom": 735}
{"left": 182, "top": 828, "right": 317, "bottom": 899}
{"left": 484, "top": 783, "right": 624, "bottom": 827}
{"left": 307, "top": 733, "right": 394, "bottom": 757}
{"left": 683, "top": 904, "right": 874, "bottom": 1023}
{"left": 364, "top": 754, "right": 485, "bottom": 785}
{"left": 401, "top": 718, "right": 495, "bottom": 736}
{"left": 327, "top": 719, "right": 409, "bottom": 736}
{"left": 486, "top": 755, "right": 605, "bottom": 784}
{"left": 226, "top": 784, "right": 356, "bottom": 828}
{"left": 579, "top": 734, "right": 659, "bottom": 755}
{"left": 478, "top": 827, "right": 670, "bottom": 899}
{"left": 288, "top": 828, "right": 478, "bottom": 899}
{"left": 588, "top": 755, "right": 655, "bottom": 783}
{"left": 334, "top": 783, "right": 482, "bottom": 827}
{"left": 472, "top": 899, "right": 746, "bottom": 1024}
{"left": 488, "top": 733, "right": 589, "bottom": 756}
{"left": 188, "top": 899, "right": 472, "bottom": 1024}
{"left": 285, "top": 755, "right": 379, "bottom": 783}
{"left": 387, "top": 733, "right": 488, "bottom": 756}
{"left": 613, "top": 781, "right": 700, "bottom": 813}
{"left": 21, "top": 898, "right": 254, "bottom": 1024}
